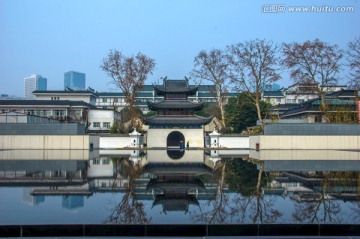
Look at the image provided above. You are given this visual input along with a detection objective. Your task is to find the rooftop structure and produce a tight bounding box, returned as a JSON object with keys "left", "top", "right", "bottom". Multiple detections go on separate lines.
{"left": 263, "top": 83, "right": 347, "bottom": 105}
{"left": 271, "top": 89, "right": 358, "bottom": 123}
{"left": 33, "top": 88, "right": 97, "bottom": 105}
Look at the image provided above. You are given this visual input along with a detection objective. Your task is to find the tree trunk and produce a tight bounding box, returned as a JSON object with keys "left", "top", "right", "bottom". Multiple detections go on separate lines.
{"left": 218, "top": 96, "right": 226, "bottom": 128}
{"left": 255, "top": 93, "right": 263, "bottom": 130}
{"left": 320, "top": 93, "right": 330, "bottom": 123}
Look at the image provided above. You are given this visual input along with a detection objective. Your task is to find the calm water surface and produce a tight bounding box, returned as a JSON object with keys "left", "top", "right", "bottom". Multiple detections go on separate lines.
{"left": 0, "top": 149, "right": 359, "bottom": 225}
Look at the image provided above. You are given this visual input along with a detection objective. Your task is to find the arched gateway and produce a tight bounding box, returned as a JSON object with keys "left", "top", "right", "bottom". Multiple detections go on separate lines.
{"left": 167, "top": 131, "right": 185, "bottom": 148}
{"left": 144, "top": 78, "right": 213, "bottom": 148}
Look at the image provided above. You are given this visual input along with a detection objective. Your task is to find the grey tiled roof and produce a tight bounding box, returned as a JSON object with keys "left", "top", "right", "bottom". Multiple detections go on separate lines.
{"left": 263, "top": 91, "right": 284, "bottom": 97}
{"left": 97, "top": 92, "right": 125, "bottom": 97}
{"left": 144, "top": 115, "right": 213, "bottom": 126}
{"left": 154, "top": 80, "right": 199, "bottom": 94}
{"left": 33, "top": 90, "right": 98, "bottom": 96}
{"left": 0, "top": 100, "right": 96, "bottom": 108}
{"left": 147, "top": 100, "right": 204, "bottom": 110}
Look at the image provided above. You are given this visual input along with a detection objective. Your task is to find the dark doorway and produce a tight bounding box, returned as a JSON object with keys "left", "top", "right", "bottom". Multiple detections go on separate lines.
{"left": 167, "top": 131, "right": 185, "bottom": 148}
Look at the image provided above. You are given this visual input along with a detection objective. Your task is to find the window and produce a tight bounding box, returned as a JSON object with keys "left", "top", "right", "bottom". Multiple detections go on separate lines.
{"left": 102, "top": 159, "right": 110, "bottom": 165}
{"left": 298, "top": 99, "right": 304, "bottom": 103}
{"left": 113, "top": 98, "right": 118, "bottom": 103}
{"left": 276, "top": 98, "right": 281, "bottom": 103}
{"left": 54, "top": 110, "right": 65, "bottom": 116}
{"left": 93, "top": 158, "right": 100, "bottom": 165}
{"left": 51, "top": 97, "right": 59, "bottom": 100}
{"left": 286, "top": 99, "right": 296, "bottom": 103}
{"left": 93, "top": 122, "right": 100, "bottom": 127}
{"left": 103, "top": 122, "right": 110, "bottom": 128}
{"left": 102, "top": 98, "right": 107, "bottom": 103}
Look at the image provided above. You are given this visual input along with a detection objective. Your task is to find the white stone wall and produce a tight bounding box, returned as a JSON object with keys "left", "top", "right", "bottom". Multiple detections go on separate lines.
{"left": 99, "top": 136, "right": 130, "bottom": 148}
{"left": 0, "top": 135, "right": 97, "bottom": 150}
{"left": 0, "top": 149, "right": 92, "bottom": 160}
{"left": 249, "top": 135, "right": 360, "bottom": 150}
{"left": 147, "top": 128, "right": 204, "bottom": 148}
{"left": 217, "top": 136, "right": 249, "bottom": 148}
{"left": 249, "top": 149, "right": 360, "bottom": 161}
{"left": 146, "top": 150, "right": 204, "bottom": 164}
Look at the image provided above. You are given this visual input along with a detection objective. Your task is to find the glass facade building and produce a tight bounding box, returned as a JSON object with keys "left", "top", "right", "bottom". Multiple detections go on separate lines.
{"left": 24, "top": 74, "right": 47, "bottom": 99}
{"left": 64, "top": 71, "right": 86, "bottom": 90}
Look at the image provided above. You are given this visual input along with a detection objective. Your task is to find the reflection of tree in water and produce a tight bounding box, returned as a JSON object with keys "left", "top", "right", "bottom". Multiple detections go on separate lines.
{"left": 105, "top": 159, "right": 150, "bottom": 224}
{"left": 292, "top": 172, "right": 359, "bottom": 223}
{"left": 192, "top": 158, "right": 282, "bottom": 224}
{"left": 198, "top": 159, "right": 229, "bottom": 223}
{"left": 228, "top": 158, "right": 282, "bottom": 223}
{"left": 350, "top": 172, "right": 360, "bottom": 221}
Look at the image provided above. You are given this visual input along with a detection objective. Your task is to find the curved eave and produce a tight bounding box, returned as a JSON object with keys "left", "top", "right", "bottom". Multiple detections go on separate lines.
{"left": 144, "top": 115, "right": 213, "bottom": 126}
{"left": 153, "top": 85, "right": 199, "bottom": 95}
{"left": 146, "top": 100, "right": 205, "bottom": 111}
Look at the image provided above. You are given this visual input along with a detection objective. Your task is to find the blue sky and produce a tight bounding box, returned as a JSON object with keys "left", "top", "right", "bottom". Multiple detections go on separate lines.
{"left": 1, "top": 0, "right": 359, "bottom": 97}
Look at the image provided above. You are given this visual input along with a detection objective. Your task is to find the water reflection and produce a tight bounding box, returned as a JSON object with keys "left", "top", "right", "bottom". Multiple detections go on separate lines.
{"left": 0, "top": 149, "right": 359, "bottom": 224}
{"left": 104, "top": 159, "right": 149, "bottom": 224}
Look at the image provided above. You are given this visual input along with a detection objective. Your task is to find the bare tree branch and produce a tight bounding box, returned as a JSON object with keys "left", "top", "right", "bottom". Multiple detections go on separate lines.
{"left": 281, "top": 39, "right": 343, "bottom": 116}
{"left": 101, "top": 49, "right": 156, "bottom": 131}
{"left": 191, "top": 49, "right": 231, "bottom": 129}
{"left": 227, "top": 39, "right": 281, "bottom": 129}
{"left": 346, "top": 36, "right": 360, "bottom": 90}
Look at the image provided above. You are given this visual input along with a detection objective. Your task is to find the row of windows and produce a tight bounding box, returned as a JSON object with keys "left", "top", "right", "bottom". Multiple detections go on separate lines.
{"left": 51, "top": 97, "right": 60, "bottom": 100}
{"left": 93, "top": 122, "right": 110, "bottom": 128}
{"left": 92, "top": 158, "right": 110, "bottom": 165}
{"left": 97, "top": 97, "right": 218, "bottom": 104}
{"left": 100, "top": 98, "right": 125, "bottom": 103}
{"left": 286, "top": 99, "right": 305, "bottom": 103}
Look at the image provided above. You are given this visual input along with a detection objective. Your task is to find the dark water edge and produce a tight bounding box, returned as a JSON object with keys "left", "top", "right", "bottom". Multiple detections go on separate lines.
{"left": 1, "top": 224, "right": 360, "bottom": 237}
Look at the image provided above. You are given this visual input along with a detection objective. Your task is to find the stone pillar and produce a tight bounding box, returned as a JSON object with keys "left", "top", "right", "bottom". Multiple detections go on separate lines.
{"left": 209, "top": 128, "right": 221, "bottom": 148}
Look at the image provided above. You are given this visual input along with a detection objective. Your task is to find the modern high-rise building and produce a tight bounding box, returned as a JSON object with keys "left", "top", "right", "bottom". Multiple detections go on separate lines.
{"left": 24, "top": 74, "right": 47, "bottom": 99}
{"left": 64, "top": 71, "right": 86, "bottom": 90}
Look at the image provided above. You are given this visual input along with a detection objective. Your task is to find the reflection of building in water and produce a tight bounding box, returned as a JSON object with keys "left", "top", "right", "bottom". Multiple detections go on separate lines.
{"left": 22, "top": 188, "right": 45, "bottom": 206}
{"left": 144, "top": 161, "right": 214, "bottom": 214}
{"left": 0, "top": 159, "right": 91, "bottom": 197}
{"left": 87, "top": 156, "right": 131, "bottom": 190}
{"left": 265, "top": 171, "right": 360, "bottom": 202}
{"left": 62, "top": 195, "right": 84, "bottom": 209}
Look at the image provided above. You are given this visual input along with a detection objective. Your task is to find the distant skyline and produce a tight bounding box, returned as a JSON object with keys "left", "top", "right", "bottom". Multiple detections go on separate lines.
{"left": 1, "top": 0, "right": 359, "bottom": 96}
{"left": 64, "top": 70, "right": 86, "bottom": 90}
{"left": 24, "top": 74, "right": 47, "bottom": 99}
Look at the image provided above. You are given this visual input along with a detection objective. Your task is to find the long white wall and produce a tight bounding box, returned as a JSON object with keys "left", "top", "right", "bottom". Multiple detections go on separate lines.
{"left": 249, "top": 135, "right": 360, "bottom": 150}
{"left": 218, "top": 136, "right": 249, "bottom": 149}
{"left": 0, "top": 135, "right": 98, "bottom": 150}
{"left": 100, "top": 136, "right": 131, "bottom": 148}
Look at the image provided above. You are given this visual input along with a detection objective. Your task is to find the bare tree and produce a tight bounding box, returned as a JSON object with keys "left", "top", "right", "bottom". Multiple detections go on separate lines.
{"left": 105, "top": 159, "right": 150, "bottom": 224}
{"left": 282, "top": 39, "right": 343, "bottom": 117}
{"left": 346, "top": 36, "right": 360, "bottom": 90}
{"left": 292, "top": 172, "right": 342, "bottom": 224}
{"left": 101, "top": 49, "right": 156, "bottom": 131}
{"left": 191, "top": 49, "right": 231, "bottom": 129}
{"left": 227, "top": 39, "right": 281, "bottom": 129}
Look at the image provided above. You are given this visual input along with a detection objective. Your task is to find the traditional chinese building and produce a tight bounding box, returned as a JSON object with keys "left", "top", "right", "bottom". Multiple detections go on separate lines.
{"left": 144, "top": 78, "right": 213, "bottom": 148}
